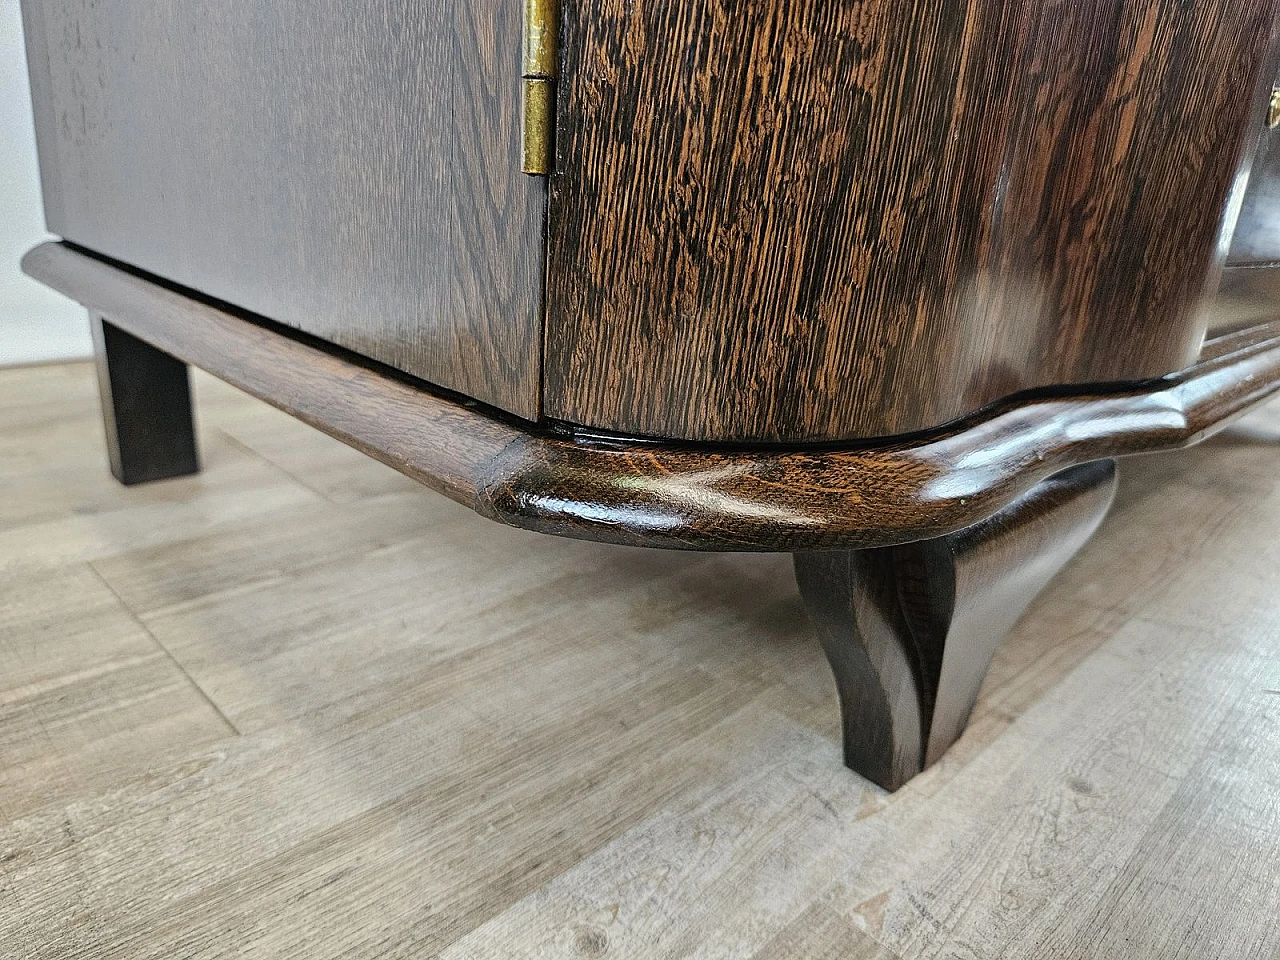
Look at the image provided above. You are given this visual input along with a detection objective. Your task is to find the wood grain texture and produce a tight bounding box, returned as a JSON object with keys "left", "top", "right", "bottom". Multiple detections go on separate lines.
{"left": 794, "top": 461, "right": 1117, "bottom": 790}
{"left": 18, "top": 0, "right": 545, "bottom": 419}
{"left": 3, "top": 359, "right": 1280, "bottom": 957}
{"left": 25, "top": 242, "right": 1280, "bottom": 552}
{"left": 545, "top": 0, "right": 1277, "bottom": 442}
{"left": 483, "top": 321, "right": 1280, "bottom": 549}
{"left": 91, "top": 313, "right": 199, "bottom": 486}
{"left": 23, "top": 243, "right": 517, "bottom": 511}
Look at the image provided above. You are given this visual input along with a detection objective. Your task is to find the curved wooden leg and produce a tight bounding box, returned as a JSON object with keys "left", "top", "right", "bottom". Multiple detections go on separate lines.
{"left": 92, "top": 311, "right": 200, "bottom": 486}
{"left": 794, "top": 460, "right": 1118, "bottom": 790}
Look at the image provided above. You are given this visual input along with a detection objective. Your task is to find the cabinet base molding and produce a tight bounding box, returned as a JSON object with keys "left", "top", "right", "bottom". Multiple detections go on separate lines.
{"left": 30, "top": 243, "right": 1280, "bottom": 554}
{"left": 794, "top": 461, "right": 1117, "bottom": 791}
{"left": 26, "top": 241, "right": 1280, "bottom": 789}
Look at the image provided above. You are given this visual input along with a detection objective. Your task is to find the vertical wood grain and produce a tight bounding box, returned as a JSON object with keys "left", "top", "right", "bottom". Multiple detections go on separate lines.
{"left": 545, "top": 0, "right": 1277, "bottom": 442}
{"left": 21, "top": 0, "right": 545, "bottom": 419}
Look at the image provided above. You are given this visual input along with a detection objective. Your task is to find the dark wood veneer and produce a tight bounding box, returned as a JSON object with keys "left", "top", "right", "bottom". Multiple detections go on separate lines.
{"left": 545, "top": 0, "right": 1276, "bottom": 443}
{"left": 796, "top": 460, "right": 1117, "bottom": 790}
{"left": 26, "top": 242, "right": 1280, "bottom": 553}
{"left": 20, "top": 5, "right": 1280, "bottom": 793}
{"left": 19, "top": 0, "right": 545, "bottom": 419}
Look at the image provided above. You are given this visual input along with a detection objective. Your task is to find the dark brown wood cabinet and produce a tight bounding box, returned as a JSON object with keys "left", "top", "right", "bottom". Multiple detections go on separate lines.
{"left": 545, "top": 0, "right": 1275, "bottom": 442}
{"left": 21, "top": 0, "right": 546, "bottom": 418}
{"left": 19, "top": 0, "right": 1280, "bottom": 790}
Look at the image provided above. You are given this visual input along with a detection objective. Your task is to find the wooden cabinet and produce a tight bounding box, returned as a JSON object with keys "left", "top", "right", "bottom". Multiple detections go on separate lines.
{"left": 21, "top": 0, "right": 545, "bottom": 418}
{"left": 23, "top": 0, "right": 1277, "bottom": 441}
{"left": 545, "top": 0, "right": 1275, "bottom": 442}
{"left": 18, "top": 0, "right": 1280, "bottom": 790}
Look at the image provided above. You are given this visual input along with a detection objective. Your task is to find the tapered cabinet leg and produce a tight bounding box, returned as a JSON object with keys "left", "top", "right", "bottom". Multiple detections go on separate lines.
{"left": 91, "top": 312, "right": 199, "bottom": 486}
{"left": 795, "top": 460, "right": 1118, "bottom": 791}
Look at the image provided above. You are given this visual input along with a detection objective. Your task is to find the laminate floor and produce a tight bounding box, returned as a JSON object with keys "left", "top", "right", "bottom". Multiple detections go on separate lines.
{"left": 1, "top": 359, "right": 1278, "bottom": 959}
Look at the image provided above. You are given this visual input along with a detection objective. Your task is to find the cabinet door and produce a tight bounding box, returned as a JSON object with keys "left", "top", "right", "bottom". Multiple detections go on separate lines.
{"left": 21, "top": 0, "right": 545, "bottom": 420}
{"left": 543, "top": 0, "right": 1275, "bottom": 443}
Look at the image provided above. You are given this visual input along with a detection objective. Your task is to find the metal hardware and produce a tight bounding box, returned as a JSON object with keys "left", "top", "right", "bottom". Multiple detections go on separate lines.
{"left": 523, "top": 0, "right": 559, "bottom": 79}
{"left": 1269, "top": 84, "right": 1280, "bottom": 129}
{"left": 522, "top": 78, "right": 556, "bottom": 176}
{"left": 521, "top": 0, "right": 559, "bottom": 175}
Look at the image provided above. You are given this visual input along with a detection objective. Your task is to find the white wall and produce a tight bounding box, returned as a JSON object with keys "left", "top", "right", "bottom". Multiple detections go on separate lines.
{"left": 1, "top": 0, "right": 91, "bottom": 366}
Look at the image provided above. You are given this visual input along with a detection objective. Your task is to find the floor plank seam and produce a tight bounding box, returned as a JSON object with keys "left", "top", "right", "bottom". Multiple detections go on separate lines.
{"left": 214, "top": 427, "right": 335, "bottom": 505}
{"left": 2, "top": 363, "right": 1278, "bottom": 958}
{"left": 86, "top": 561, "right": 242, "bottom": 737}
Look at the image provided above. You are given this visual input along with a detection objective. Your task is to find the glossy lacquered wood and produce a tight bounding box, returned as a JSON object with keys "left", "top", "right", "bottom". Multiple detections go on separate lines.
{"left": 795, "top": 461, "right": 1117, "bottom": 790}
{"left": 91, "top": 313, "right": 199, "bottom": 487}
{"left": 1230, "top": 111, "right": 1280, "bottom": 266}
{"left": 545, "top": 0, "right": 1276, "bottom": 442}
{"left": 19, "top": 0, "right": 545, "bottom": 419}
{"left": 24, "top": 245, "right": 514, "bottom": 511}
{"left": 24, "top": 242, "right": 1280, "bottom": 552}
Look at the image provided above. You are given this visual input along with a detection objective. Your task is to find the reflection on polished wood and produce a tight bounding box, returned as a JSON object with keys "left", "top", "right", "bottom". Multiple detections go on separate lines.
{"left": 25, "top": 242, "right": 1280, "bottom": 553}
{"left": 546, "top": 0, "right": 1275, "bottom": 442}
{"left": 795, "top": 461, "right": 1118, "bottom": 790}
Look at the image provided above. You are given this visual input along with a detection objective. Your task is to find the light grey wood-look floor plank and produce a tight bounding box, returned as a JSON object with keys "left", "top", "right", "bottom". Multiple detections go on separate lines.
{"left": 1, "top": 362, "right": 1277, "bottom": 959}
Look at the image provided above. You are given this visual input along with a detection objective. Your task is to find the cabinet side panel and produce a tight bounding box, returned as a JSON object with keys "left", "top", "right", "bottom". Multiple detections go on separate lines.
{"left": 19, "top": 0, "right": 64, "bottom": 230}
{"left": 22, "top": 0, "right": 544, "bottom": 419}
{"left": 545, "top": 0, "right": 1274, "bottom": 443}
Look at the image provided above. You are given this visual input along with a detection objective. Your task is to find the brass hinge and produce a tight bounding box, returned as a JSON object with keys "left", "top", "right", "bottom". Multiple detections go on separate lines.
{"left": 521, "top": 0, "right": 560, "bottom": 175}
